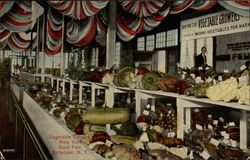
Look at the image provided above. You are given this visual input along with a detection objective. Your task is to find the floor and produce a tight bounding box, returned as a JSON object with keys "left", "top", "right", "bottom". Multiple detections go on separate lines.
{"left": 0, "top": 81, "right": 21, "bottom": 160}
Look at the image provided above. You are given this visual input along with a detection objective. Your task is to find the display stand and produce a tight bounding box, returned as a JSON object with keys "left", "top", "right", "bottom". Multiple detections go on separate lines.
{"left": 22, "top": 91, "right": 106, "bottom": 160}
{"left": 20, "top": 73, "right": 250, "bottom": 149}
{"left": 134, "top": 89, "right": 250, "bottom": 149}
{"left": 79, "top": 81, "right": 91, "bottom": 104}
{"left": 69, "top": 79, "right": 78, "bottom": 101}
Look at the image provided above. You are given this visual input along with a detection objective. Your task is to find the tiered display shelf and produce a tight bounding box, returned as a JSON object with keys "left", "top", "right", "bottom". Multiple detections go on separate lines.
{"left": 19, "top": 72, "right": 250, "bottom": 150}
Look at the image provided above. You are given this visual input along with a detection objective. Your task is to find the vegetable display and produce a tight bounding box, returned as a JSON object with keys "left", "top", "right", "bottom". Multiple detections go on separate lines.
{"left": 20, "top": 65, "right": 250, "bottom": 160}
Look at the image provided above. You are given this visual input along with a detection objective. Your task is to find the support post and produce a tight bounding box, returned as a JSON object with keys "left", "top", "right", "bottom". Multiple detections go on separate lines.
{"left": 41, "top": 13, "right": 46, "bottom": 82}
{"left": 106, "top": 0, "right": 116, "bottom": 68}
{"left": 60, "top": 15, "right": 65, "bottom": 76}
{"left": 36, "top": 17, "right": 40, "bottom": 74}
{"left": 79, "top": 82, "right": 83, "bottom": 104}
{"left": 240, "top": 110, "right": 247, "bottom": 149}
{"left": 69, "top": 81, "right": 73, "bottom": 101}
{"left": 176, "top": 98, "right": 184, "bottom": 140}
{"left": 185, "top": 108, "right": 191, "bottom": 129}
{"left": 91, "top": 84, "right": 96, "bottom": 107}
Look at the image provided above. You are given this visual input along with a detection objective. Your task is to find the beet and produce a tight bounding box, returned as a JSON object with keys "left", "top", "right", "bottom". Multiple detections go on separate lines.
{"left": 136, "top": 66, "right": 149, "bottom": 76}
{"left": 91, "top": 131, "right": 111, "bottom": 143}
{"left": 175, "top": 80, "right": 191, "bottom": 94}
{"left": 74, "top": 122, "right": 85, "bottom": 135}
{"left": 137, "top": 115, "right": 150, "bottom": 123}
{"left": 101, "top": 65, "right": 115, "bottom": 77}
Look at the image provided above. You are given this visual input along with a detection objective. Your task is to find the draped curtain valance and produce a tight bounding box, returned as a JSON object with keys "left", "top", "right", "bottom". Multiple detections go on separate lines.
{"left": 0, "top": 0, "right": 249, "bottom": 54}
{"left": 45, "top": 8, "right": 63, "bottom": 55}
{"left": 0, "top": 26, "right": 37, "bottom": 52}
{"left": 48, "top": 0, "right": 109, "bottom": 20}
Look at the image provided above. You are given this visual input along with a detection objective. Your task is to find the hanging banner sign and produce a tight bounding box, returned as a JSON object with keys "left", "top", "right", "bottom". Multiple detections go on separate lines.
{"left": 180, "top": 10, "right": 250, "bottom": 41}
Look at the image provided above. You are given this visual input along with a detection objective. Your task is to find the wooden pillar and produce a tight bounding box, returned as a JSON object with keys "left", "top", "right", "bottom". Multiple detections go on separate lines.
{"left": 60, "top": 15, "right": 65, "bottom": 76}
{"left": 29, "top": 26, "right": 33, "bottom": 69}
{"left": 106, "top": 0, "right": 117, "bottom": 69}
{"left": 0, "top": 50, "right": 2, "bottom": 62}
{"left": 35, "top": 17, "right": 40, "bottom": 74}
{"left": 41, "top": 13, "right": 46, "bottom": 82}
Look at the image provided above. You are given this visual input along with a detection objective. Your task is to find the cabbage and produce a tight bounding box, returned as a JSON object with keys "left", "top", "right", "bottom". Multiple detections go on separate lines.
{"left": 115, "top": 67, "right": 135, "bottom": 87}
{"left": 141, "top": 71, "right": 167, "bottom": 90}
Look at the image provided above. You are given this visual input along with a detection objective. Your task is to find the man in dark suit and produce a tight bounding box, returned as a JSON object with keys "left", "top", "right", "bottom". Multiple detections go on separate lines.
{"left": 195, "top": 47, "right": 208, "bottom": 68}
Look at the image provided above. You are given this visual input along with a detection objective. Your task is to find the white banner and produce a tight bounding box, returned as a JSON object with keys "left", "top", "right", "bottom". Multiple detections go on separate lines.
{"left": 180, "top": 10, "right": 250, "bottom": 41}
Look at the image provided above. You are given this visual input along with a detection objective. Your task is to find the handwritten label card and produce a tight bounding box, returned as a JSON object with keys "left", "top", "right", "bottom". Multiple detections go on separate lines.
{"left": 210, "top": 138, "right": 220, "bottom": 146}
{"left": 240, "top": 65, "right": 247, "bottom": 71}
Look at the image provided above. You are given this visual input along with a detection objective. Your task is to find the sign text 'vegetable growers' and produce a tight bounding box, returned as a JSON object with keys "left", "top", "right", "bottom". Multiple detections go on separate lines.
{"left": 180, "top": 10, "right": 250, "bottom": 41}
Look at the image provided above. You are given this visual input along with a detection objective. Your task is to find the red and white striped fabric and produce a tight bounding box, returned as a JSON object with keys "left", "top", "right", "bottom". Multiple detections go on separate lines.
{"left": 0, "top": 24, "right": 37, "bottom": 52}
{"left": 119, "top": 0, "right": 165, "bottom": 17}
{"left": 190, "top": 0, "right": 217, "bottom": 11}
{"left": 170, "top": 0, "right": 194, "bottom": 14}
{"left": 144, "top": 1, "right": 171, "bottom": 31}
{"left": 0, "top": 27, "right": 11, "bottom": 49}
{"left": 48, "top": 1, "right": 109, "bottom": 20}
{"left": 66, "top": 16, "right": 97, "bottom": 46}
{"left": 218, "top": 0, "right": 250, "bottom": 17}
{"left": 0, "top": 39, "right": 7, "bottom": 49}
{"left": 7, "top": 32, "right": 31, "bottom": 52}
{"left": 116, "top": 1, "right": 171, "bottom": 41}
{"left": 95, "top": 9, "right": 108, "bottom": 46}
{"left": 0, "top": 1, "right": 14, "bottom": 18}
{"left": 235, "top": 0, "right": 250, "bottom": 6}
{"left": 0, "top": 28, "right": 11, "bottom": 41}
{"left": 0, "top": 1, "right": 32, "bottom": 32}
{"left": 116, "top": 15, "right": 144, "bottom": 41}
{"left": 96, "top": 9, "right": 108, "bottom": 33}
{"left": 45, "top": 8, "right": 63, "bottom": 55}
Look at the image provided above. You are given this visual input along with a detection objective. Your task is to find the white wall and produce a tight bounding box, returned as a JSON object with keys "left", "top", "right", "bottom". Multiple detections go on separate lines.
{"left": 216, "top": 31, "right": 250, "bottom": 72}
{"left": 196, "top": 37, "right": 213, "bottom": 67}
{"left": 180, "top": 39, "right": 195, "bottom": 68}
{"left": 157, "top": 50, "right": 166, "bottom": 73}
{"left": 180, "top": 37, "right": 213, "bottom": 68}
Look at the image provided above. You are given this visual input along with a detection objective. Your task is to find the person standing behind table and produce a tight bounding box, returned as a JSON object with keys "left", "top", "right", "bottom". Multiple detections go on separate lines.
{"left": 195, "top": 47, "right": 208, "bottom": 68}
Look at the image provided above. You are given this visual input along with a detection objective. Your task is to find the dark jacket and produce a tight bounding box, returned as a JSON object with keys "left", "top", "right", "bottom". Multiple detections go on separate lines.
{"left": 195, "top": 53, "right": 206, "bottom": 67}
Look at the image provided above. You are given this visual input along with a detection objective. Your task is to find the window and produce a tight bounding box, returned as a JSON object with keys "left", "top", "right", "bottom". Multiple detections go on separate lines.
{"left": 146, "top": 35, "right": 155, "bottom": 51}
{"left": 156, "top": 32, "right": 166, "bottom": 48}
{"left": 167, "top": 52, "right": 177, "bottom": 75}
{"left": 167, "top": 29, "right": 178, "bottom": 47}
{"left": 115, "top": 42, "right": 121, "bottom": 66}
{"left": 137, "top": 37, "right": 145, "bottom": 50}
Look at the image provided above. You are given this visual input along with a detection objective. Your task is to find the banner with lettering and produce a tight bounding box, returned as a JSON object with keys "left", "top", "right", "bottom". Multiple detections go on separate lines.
{"left": 180, "top": 10, "right": 250, "bottom": 41}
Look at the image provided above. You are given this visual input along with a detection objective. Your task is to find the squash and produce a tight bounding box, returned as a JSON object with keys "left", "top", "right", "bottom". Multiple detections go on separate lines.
{"left": 81, "top": 108, "right": 130, "bottom": 125}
